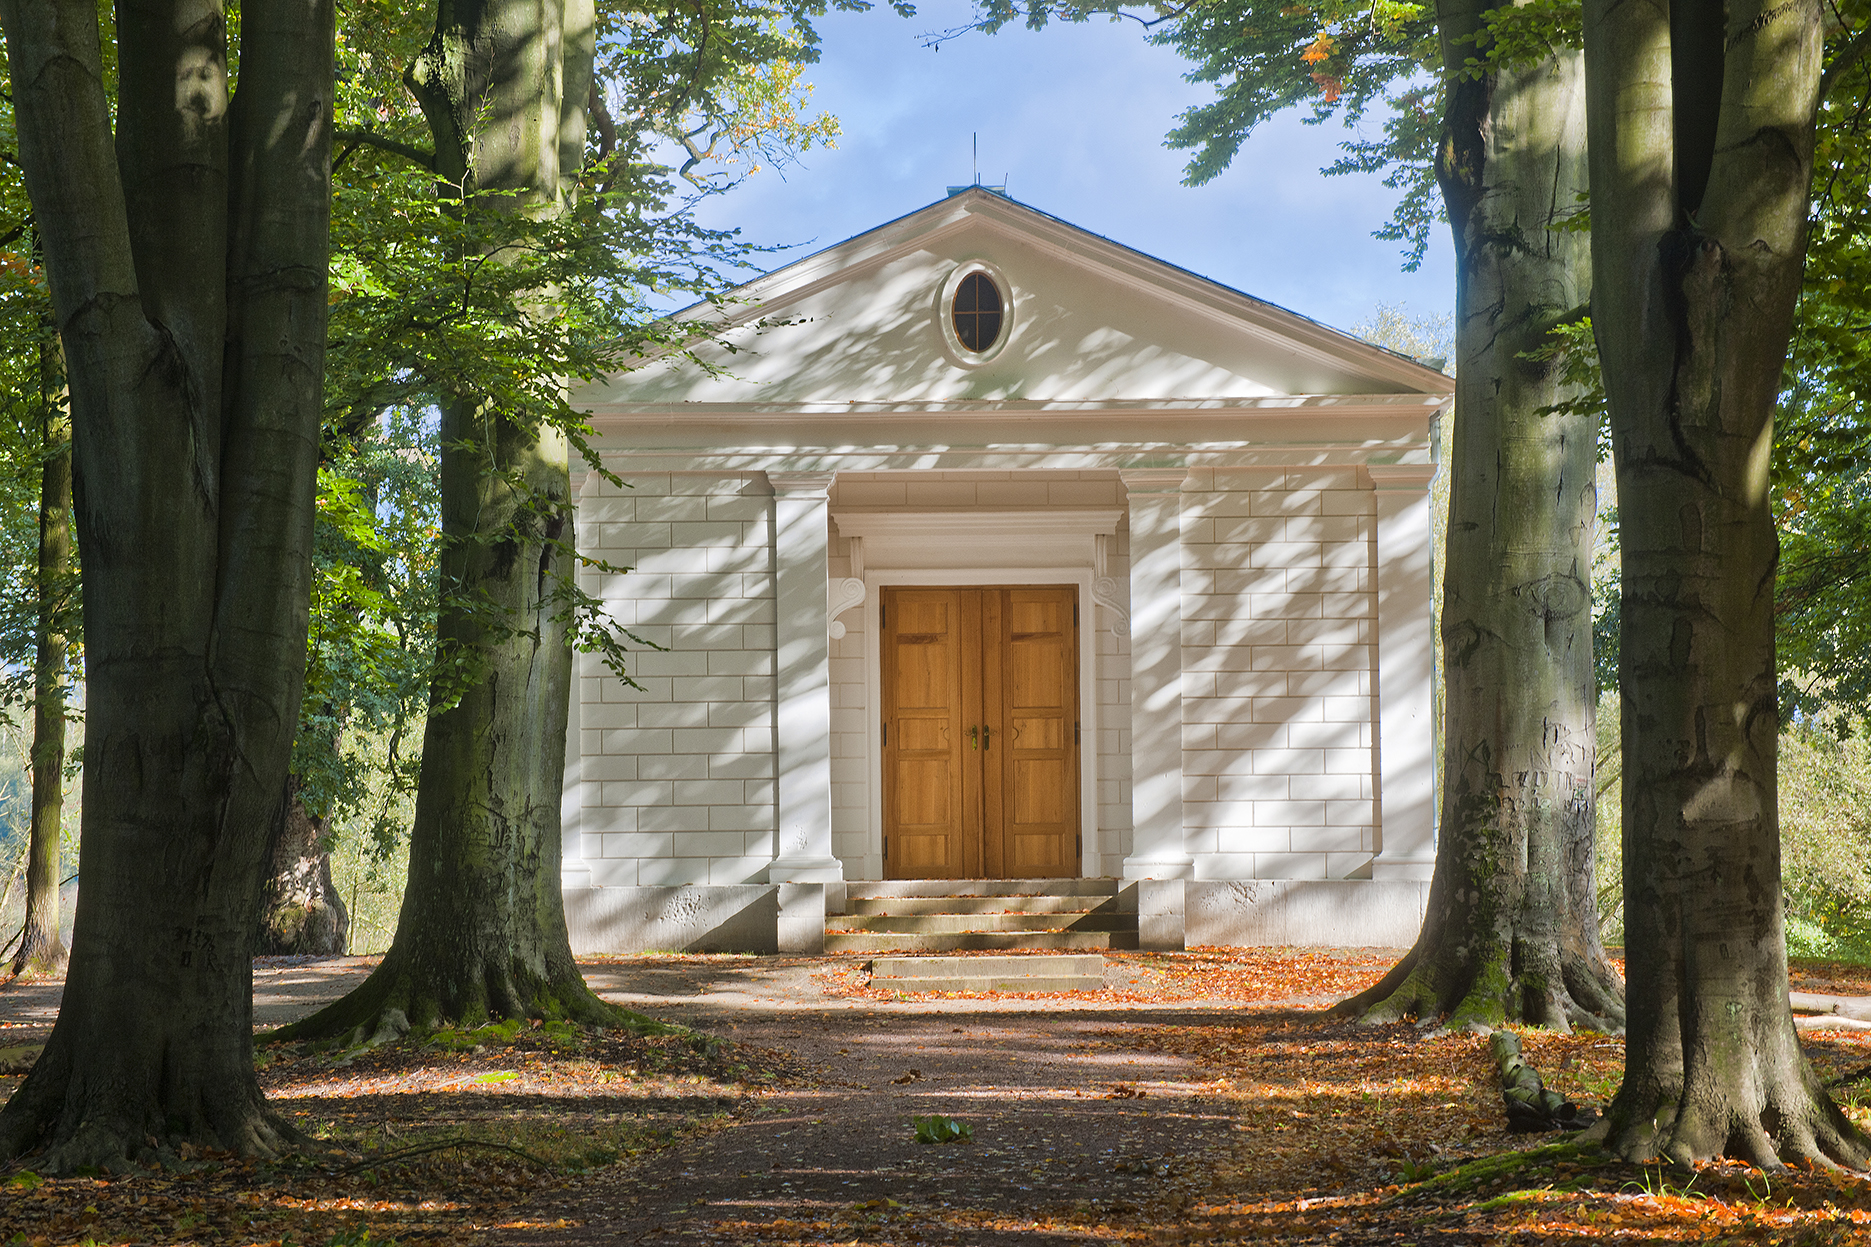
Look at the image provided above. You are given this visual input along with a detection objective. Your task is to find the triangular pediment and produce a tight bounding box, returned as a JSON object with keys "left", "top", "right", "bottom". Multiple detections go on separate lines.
{"left": 579, "top": 189, "right": 1450, "bottom": 410}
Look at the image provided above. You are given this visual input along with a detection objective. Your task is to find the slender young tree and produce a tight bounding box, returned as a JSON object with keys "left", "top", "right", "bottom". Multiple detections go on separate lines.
{"left": 0, "top": 0, "right": 334, "bottom": 1169}
{"left": 11, "top": 348, "right": 72, "bottom": 980}
{"left": 1584, "top": 0, "right": 1871, "bottom": 1165}
{"left": 0, "top": 219, "right": 84, "bottom": 982}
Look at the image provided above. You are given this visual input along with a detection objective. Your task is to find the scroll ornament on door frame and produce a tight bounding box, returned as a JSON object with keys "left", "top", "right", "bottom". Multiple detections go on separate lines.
{"left": 829, "top": 578, "right": 866, "bottom": 639}
{"left": 1091, "top": 533, "right": 1130, "bottom": 638}
{"left": 829, "top": 534, "right": 866, "bottom": 640}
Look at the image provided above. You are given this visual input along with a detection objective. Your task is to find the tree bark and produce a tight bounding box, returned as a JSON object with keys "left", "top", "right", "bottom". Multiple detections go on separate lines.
{"left": 0, "top": 0, "right": 334, "bottom": 1171}
{"left": 1583, "top": 0, "right": 1868, "bottom": 1167}
{"left": 255, "top": 776, "right": 350, "bottom": 956}
{"left": 11, "top": 363, "right": 71, "bottom": 981}
{"left": 278, "top": 0, "right": 650, "bottom": 1040}
{"left": 1334, "top": 22, "right": 1623, "bottom": 1032}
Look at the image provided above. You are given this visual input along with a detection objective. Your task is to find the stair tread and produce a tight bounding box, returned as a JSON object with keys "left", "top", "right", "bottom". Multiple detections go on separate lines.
{"left": 872, "top": 954, "right": 1106, "bottom": 976}
{"left": 848, "top": 896, "right": 1121, "bottom": 915}
{"left": 868, "top": 976, "right": 1103, "bottom": 992}
{"left": 845, "top": 878, "right": 1120, "bottom": 899}
{"left": 831, "top": 914, "right": 1134, "bottom": 933}
{"left": 825, "top": 931, "right": 1140, "bottom": 952}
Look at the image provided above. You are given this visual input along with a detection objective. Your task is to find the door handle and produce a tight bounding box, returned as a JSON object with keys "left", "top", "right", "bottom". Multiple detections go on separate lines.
{"left": 969, "top": 725, "right": 978, "bottom": 751}
{"left": 982, "top": 725, "right": 990, "bottom": 751}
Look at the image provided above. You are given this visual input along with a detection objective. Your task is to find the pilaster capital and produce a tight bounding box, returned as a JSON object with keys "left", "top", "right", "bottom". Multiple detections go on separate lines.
{"left": 766, "top": 470, "right": 837, "bottom": 499}
{"left": 1364, "top": 463, "right": 1436, "bottom": 492}
{"left": 1119, "top": 467, "right": 1190, "bottom": 495}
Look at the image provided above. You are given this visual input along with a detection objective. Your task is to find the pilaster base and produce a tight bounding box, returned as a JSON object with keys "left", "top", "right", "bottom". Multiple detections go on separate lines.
{"left": 1121, "top": 856, "right": 1195, "bottom": 882}
{"left": 767, "top": 855, "right": 844, "bottom": 878}
{"left": 1370, "top": 856, "right": 1437, "bottom": 882}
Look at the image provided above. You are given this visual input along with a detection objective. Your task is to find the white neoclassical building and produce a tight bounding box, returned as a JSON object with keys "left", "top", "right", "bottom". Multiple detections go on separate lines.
{"left": 559, "top": 189, "right": 1451, "bottom": 952}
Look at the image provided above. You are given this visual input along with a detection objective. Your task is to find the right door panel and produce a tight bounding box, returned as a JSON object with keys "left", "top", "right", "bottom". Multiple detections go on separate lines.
{"left": 986, "top": 587, "right": 1080, "bottom": 878}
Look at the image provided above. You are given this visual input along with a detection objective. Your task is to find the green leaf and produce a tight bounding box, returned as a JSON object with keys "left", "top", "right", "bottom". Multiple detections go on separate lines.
{"left": 910, "top": 1114, "right": 974, "bottom": 1144}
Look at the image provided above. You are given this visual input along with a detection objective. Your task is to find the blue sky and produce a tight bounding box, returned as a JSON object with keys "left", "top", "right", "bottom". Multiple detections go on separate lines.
{"left": 673, "top": 0, "right": 1456, "bottom": 337}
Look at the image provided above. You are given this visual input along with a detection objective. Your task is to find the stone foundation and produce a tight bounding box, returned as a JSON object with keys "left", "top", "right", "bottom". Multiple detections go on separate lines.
{"left": 562, "top": 878, "right": 1427, "bottom": 954}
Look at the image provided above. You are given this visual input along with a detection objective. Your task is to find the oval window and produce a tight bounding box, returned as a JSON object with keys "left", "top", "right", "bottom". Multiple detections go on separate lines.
{"left": 952, "top": 271, "right": 1003, "bottom": 353}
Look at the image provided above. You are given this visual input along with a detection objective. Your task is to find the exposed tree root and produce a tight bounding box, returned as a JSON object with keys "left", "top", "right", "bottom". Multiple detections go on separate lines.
{"left": 0, "top": 1027, "right": 311, "bottom": 1174}
{"left": 1600, "top": 1067, "right": 1871, "bottom": 1171}
{"left": 1332, "top": 935, "right": 1625, "bottom": 1035}
{"left": 271, "top": 946, "right": 676, "bottom": 1046}
{"left": 8, "top": 921, "right": 68, "bottom": 980}
{"left": 333, "top": 1137, "right": 557, "bottom": 1175}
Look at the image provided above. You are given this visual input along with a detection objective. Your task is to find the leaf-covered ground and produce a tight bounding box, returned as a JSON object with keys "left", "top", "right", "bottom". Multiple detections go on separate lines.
{"left": 1126, "top": 1016, "right": 1871, "bottom": 1244}
{"left": 0, "top": 1019, "right": 808, "bottom": 1247}
{"left": 6, "top": 950, "right": 1871, "bottom": 1245}
{"left": 813, "top": 947, "right": 1400, "bottom": 1005}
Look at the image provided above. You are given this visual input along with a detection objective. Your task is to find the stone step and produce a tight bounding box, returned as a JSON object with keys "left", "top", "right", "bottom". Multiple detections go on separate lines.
{"left": 847, "top": 894, "right": 1125, "bottom": 916}
{"left": 868, "top": 953, "right": 1107, "bottom": 993}
{"left": 845, "top": 878, "right": 1120, "bottom": 900}
{"left": 825, "top": 930, "right": 1138, "bottom": 953}
{"left": 832, "top": 912, "right": 1135, "bottom": 934}
{"left": 872, "top": 953, "right": 1106, "bottom": 978}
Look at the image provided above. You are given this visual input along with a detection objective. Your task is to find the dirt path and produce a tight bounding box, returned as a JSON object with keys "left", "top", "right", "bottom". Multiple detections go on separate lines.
{"left": 485, "top": 998, "right": 1252, "bottom": 1246}
{"left": 470, "top": 957, "right": 1347, "bottom": 1246}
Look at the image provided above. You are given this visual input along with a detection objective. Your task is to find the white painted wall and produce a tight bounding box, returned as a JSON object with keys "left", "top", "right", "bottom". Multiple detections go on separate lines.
{"left": 573, "top": 472, "right": 778, "bottom": 888}
{"left": 1179, "top": 468, "right": 1378, "bottom": 880}
{"left": 827, "top": 530, "right": 871, "bottom": 877}
{"left": 567, "top": 465, "right": 1398, "bottom": 889}
{"left": 1094, "top": 527, "right": 1133, "bottom": 877}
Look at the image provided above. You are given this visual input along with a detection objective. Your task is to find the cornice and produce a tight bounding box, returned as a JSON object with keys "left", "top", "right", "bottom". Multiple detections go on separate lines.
{"left": 585, "top": 394, "right": 1450, "bottom": 423}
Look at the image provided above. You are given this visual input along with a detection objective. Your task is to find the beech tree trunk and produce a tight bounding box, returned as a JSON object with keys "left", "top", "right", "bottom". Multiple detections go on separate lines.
{"left": 1335, "top": 24, "right": 1623, "bottom": 1031}
{"left": 1583, "top": 0, "right": 1869, "bottom": 1166}
{"left": 255, "top": 777, "right": 350, "bottom": 956}
{"left": 278, "top": 0, "right": 647, "bottom": 1040}
{"left": 279, "top": 397, "right": 624, "bottom": 1037}
{"left": 0, "top": 0, "right": 333, "bottom": 1170}
{"left": 11, "top": 379, "right": 71, "bottom": 980}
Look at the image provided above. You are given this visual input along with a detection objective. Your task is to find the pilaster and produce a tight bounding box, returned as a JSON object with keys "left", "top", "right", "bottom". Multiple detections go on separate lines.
{"left": 1119, "top": 468, "right": 1193, "bottom": 880}
{"left": 766, "top": 471, "right": 845, "bottom": 884}
{"left": 1367, "top": 464, "right": 1437, "bottom": 880}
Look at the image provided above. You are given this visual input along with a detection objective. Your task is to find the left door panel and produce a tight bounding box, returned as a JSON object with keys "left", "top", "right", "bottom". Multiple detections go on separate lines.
{"left": 881, "top": 589, "right": 978, "bottom": 877}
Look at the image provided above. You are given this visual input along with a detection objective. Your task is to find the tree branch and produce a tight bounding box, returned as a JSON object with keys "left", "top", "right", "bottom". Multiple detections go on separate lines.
{"left": 333, "top": 128, "right": 436, "bottom": 171}
{"left": 1820, "top": 22, "right": 1871, "bottom": 100}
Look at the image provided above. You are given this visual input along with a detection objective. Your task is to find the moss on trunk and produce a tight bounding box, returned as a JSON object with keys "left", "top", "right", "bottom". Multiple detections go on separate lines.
{"left": 255, "top": 781, "right": 349, "bottom": 957}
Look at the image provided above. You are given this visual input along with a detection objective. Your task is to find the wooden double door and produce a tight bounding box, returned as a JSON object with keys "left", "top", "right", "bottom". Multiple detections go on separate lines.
{"left": 881, "top": 585, "right": 1081, "bottom": 879}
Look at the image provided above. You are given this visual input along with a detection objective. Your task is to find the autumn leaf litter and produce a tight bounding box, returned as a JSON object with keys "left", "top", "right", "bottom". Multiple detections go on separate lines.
{"left": 6, "top": 949, "right": 1871, "bottom": 1244}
